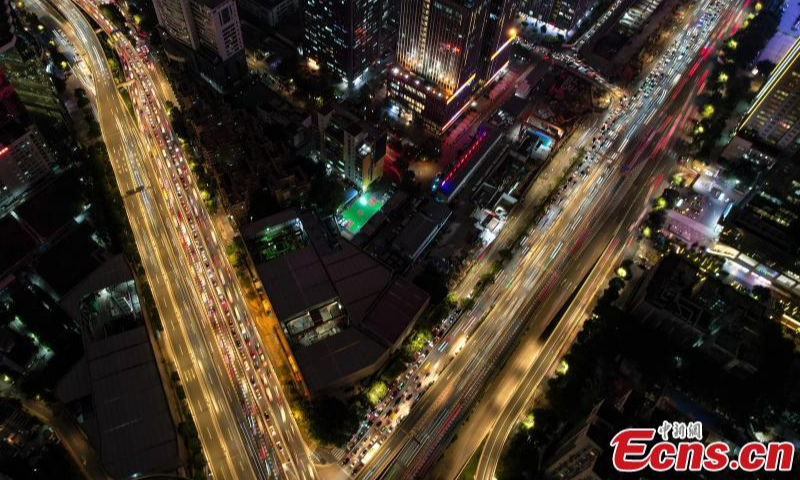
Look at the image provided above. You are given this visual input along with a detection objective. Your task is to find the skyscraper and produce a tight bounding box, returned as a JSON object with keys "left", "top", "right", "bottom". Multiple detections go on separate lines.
{"left": 238, "top": 0, "right": 299, "bottom": 27}
{"left": 312, "top": 103, "right": 386, "bottom": 189}
{"left": 153, "top": 0, "right": 196, "bottom": 48}
{"left": 389, "top": 0, "right": 518, "bottom": 133}
{"left": 524, "top": 0, "right": 595, "bottom": 35}
{"left": 0, "top": 67, "right": 54, "bottom": 211}
{"left": 380, "top": 0, "right": 399, "bottom": 57}
{"left": 153, "top": 0, "right": 245, "bottom": 87}
{"left": 738, "top": 36, "right": 800, "bottom": 154}
{"left": 303, "top": 0, "right": 382, "bottom": 86}
{"left": 0, "top": 123, "right": 55, "bottom": 210}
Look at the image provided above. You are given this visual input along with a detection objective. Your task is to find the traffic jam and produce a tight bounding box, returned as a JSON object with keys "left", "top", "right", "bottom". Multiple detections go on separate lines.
{"left": 341, "top": 0, "right": 731, "bottom": 474}
{"left": 70, "top": 1, "right": 313, "bottom": 478}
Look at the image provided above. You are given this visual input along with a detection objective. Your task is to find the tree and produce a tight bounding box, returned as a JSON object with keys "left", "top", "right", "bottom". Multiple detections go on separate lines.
{"left": 76, "top": 94, "right": 90, "bottom": 108}
{"left": 413, "top": 264, "right": 448, "bottom": 304}
{"left": 295, "top": 156, "right": 344, "bottom": 215}
{"left": 305, "top": 397, "right": 359, "bottom": 445}
{"left": 400, "top": 169, "right": 419, "bottom": 194}
{"left": 309, "top": 175, "right": 344, "bottom": 215}
{"left": 756, "top": 60, "right": 776, "bottom": 77}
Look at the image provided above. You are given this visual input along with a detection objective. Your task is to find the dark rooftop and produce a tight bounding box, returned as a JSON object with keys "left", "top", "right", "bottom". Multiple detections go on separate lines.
{"left": 243, "top": 209, "right": 429, "bottom": 394}
{"left": 36, "top": 223, "right": 103, "bottom": 296}
{"left": 15, "top": 171, "right": 84, "bottom": 239}
{"left": 57, "top": 326, "right": 181, "bottom": 478}
{"left": 0, "top": 215, "right": 36, "bottom": 275}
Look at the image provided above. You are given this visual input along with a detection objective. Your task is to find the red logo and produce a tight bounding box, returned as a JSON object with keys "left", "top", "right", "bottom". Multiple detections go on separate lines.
{"left": 610, "top": 423, "right": 795, "bottom": 473}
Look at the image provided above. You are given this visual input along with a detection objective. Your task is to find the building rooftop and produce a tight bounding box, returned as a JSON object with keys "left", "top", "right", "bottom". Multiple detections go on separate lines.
{"left": 0, "top": 215, "right": 36, "bottom": 275}
{"left": 360, "top": 278, "right": 429, "bottom": 345}
{"left": 291, "top": 328, "right": 386, "bottom": 394}
{"left": 15, "top": 170, "right": 83, "bottom": 239}
{"left": 57, "top": 326, "right": 181, "bottom": 478}
{"left": 393, "top": 201, "right": 453, "bottom": 260}
{"left": 243, "top": 209, "right": 429, "bottom": 394}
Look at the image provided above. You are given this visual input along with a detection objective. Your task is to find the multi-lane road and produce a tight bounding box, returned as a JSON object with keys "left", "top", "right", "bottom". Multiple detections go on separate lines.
{"left": 25, "top": 0, "right": 316, "bottom": 478}
{"left": 343, "top": 0, "right": 741, "bottom": 478}
{"left": 23, "top": 0, "right": 749, "bottom": 478}
{"left": 470, "top": 2, "right": 749, "bottom": 478}
{"left": 470, "top": 33, "right": 735, "bottom": 480}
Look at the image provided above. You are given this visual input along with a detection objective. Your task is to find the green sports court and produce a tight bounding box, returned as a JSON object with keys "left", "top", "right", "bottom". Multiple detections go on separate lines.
{"left": 340, "top": 192, "right": 386, "bottom": 236}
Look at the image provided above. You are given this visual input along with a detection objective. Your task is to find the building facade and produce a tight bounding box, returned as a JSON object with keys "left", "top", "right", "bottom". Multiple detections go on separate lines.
{"left": 0, "top": 123, "right": 54, "bottom": 210}
{"left": 190, "top": 0, "right": 244, "bottom": 62}
{"left": 545, "top": 401, "right": 620, "bottom": 480}
{"left": 0, "top": 66, "right": 53, "bottom": 211}
{"left": 313, "top": 103, "right": 386, "bottom": 189}
{"left": 708, "top": 158, "right": 800, "bottom": 298}
{"left": 238, "top": 0, "right": 298, "bottom": 27}
{"left": 738, "top": 36, "right": 800, "bottom": 153}
{"left": 303, "top": 0, "right": 383, "bottom": 86}
{"left": 380, "top": 0, "right": 399, "bottom": 56}
{"left": 152, "top": 0, "right": 196, "bottom": 47}
{"left": 524, "top": 0, "right": 596, "bottom": 35}
{"left": 153, "top": 0, "right": 246, "bottom": 88}
{"left": 389, "top": 0, "right": 519, "bottom": 133}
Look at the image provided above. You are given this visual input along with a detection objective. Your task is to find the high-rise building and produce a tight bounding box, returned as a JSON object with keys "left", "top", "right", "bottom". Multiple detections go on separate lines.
{"left": 380, "top": 0, "right": 399, "bottom": 57}
{"left": 191, "top": 0, "right": 245, "bottom": 62}
{"left": 1, "top": 38, "right": 66, "bottom": 121}
{"left": 312, "top": 103, "right": 386, "bottom": 189}
{"left": 0, "top": 66, "right": 54, "bottom": 211}
{"left": 710, "top": 158, "right": 800, "bottom": 298}
{"left": 238, "top": 0, "right": 298, "bottom": 27}
{"left": 153, "top": 0, "right": 195, "bottom": 47}
{"left": 524, "top": 0, "right": 596, "bottom": 35}
{"left": 0, "top": 0, "right": 15, "bottom": 53}
{"left": 303, "top": 0, "right": 383, "bottom": 86}
{"left": 153, "top": 0, "right": 245, "bottom": 88}
{"left": 389, "top": 0, "right": 519, "bottom": 133}
{"left": 544, "top": 401, "right": 621, "bottom": 480}
{"left": 738, "top": 36, "right": 800, "bottom": 154}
